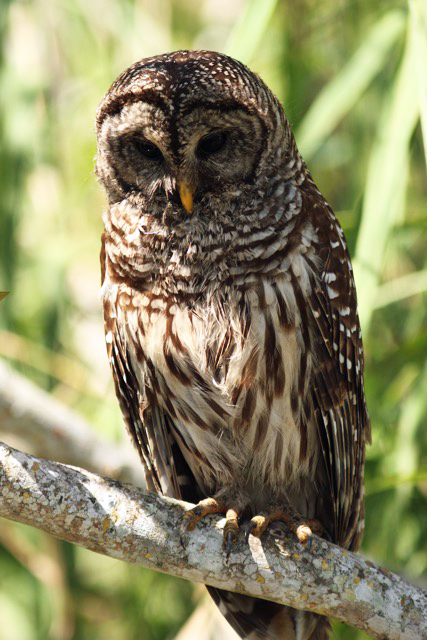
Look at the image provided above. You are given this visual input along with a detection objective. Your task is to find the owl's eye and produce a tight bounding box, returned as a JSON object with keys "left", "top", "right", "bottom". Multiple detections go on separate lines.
{"left": 134, "top": 138, "right": 163, "bottom": 161}
{"left": 197, "top": 131, "right": 228, "bottom": 157}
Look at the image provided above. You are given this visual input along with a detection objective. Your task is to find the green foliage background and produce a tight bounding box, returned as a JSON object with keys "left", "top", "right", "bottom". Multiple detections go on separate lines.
{"left": 0, "top": 0, "right": 426, "bottom": 638}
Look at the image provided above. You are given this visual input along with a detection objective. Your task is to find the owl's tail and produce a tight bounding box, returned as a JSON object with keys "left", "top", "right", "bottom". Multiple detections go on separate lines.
{"left": 207, "top": 587, "right": 330, "bottom": 640}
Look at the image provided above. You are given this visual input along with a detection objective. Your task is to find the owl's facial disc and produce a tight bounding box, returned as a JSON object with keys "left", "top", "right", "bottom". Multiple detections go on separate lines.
{"left": 97, "top": 84, "right": 268, "bottom": 215}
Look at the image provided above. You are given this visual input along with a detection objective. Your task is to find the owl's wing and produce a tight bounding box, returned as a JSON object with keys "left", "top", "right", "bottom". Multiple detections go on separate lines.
{"left": 109, "top": 317, "right": 175, "bottom": 496}
{"left": 101, "top": 238, "right": 198, "bottom": 501}
{"left": 107, "top": 315, "right": 203, "bottom": 503}
{"left": 305, "top": 199, "right": 371, "bottom": 550}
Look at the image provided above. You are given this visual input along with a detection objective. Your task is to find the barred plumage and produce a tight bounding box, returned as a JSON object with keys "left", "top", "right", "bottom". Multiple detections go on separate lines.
{"left": 97, "top": 50, "right": 370, "bottom": 639}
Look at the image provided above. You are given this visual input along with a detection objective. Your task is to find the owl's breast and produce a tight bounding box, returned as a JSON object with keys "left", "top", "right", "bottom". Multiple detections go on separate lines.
{"left": 111, "top": 268, "right": 320, "bottom": 495}
{"left": 104, "top": 196, "right": 305, "bottom": 298}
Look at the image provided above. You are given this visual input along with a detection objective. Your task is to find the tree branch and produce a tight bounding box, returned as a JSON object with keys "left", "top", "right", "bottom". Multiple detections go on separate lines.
{"left": 1, "top": 442, "right": 425, "bottom": 639}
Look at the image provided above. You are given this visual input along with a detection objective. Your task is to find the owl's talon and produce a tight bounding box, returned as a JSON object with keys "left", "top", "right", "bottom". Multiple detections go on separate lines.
{"left": 223, "top": 507, "right": 239, "bottom": 557}
{"left": 224, "top": 530, "right": 235, "bottom": 559}
{"left": 243, "top": 520, "right": 257, "bottom": 544}
{"left": 304, "top": 534, "right": 314, "bottom": 552}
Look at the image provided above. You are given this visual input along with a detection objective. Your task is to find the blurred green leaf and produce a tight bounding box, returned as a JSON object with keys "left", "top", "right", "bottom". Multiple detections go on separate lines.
{"left": 366, "top": 470, "right": 427, "bottom": 495}
{"left": 353, "top": 20, "right": 420, "bottom": 333}
{"left": 409, "top": 0, "right": 427, "bottom": 167}
{"left": 393, "top": 362, "right": 427, "bottom": 478}
{"left": 297, "top": 10, "right": 406, "bottom": 160}
{"left": 225, "top": 0, "right": 279, "bottom": 64}
{"left": 373, "top": 270, "right": 427, "bottom": 308}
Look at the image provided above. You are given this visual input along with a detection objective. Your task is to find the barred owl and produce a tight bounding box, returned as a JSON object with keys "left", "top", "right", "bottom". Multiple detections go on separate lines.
{"left": 96, "top": 50, "right": 370, "bottom": 640}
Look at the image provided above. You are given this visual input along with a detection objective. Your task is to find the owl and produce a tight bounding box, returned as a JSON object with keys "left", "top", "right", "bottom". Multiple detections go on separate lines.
{"left": 96, "top": 50, "right": 370, "bottom": 640}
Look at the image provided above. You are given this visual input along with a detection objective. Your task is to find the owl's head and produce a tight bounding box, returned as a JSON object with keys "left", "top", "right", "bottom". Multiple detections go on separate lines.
{"left": 96, "top": 50, "right": 290, "bottom": 218}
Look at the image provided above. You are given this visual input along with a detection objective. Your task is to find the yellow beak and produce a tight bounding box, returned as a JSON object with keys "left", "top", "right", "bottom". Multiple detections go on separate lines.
{"left": 178, "top": 181, "right": 194, "bottom": 214}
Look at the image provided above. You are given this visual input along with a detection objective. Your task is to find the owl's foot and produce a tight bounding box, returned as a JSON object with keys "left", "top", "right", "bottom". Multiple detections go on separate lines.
{"left": 243, "top": 508, "right": 323, "bottom": 547}
{"left": 181, "top": 497, "right": 226, "bottom": 533}
{"left": 223, "top": 508, "right": 240, "bottom": 558}
{"left": 180, "top": 498, "right": 241, "bottom": 558}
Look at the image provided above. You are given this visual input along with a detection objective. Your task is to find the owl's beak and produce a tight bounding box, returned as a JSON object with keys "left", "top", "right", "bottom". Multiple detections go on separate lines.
{"left": 178, "top": 181, "right": 194, "bottom": 214}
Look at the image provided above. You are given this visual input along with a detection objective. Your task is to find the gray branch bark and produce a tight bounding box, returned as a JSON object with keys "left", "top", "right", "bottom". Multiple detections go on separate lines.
{"left": 1, "top": 441, "right": 425, "bottom": 640}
